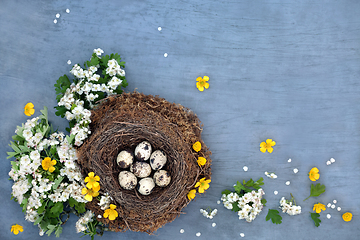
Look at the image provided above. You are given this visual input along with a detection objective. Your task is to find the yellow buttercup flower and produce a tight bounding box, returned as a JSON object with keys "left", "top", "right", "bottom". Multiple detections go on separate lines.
{"left": 85, "top": 172, "right": 100, "bottom": 189}
{"left": 260, "top": 139, "right": 276, "bottom": 153}
{"left": 197, "top": 157, "right": 207, "bottom": 167}
{"left": 195, "top": 177, "right": 211, "bottom": 193}
{"left": 313, "top": 203, "right": 326, "bottom": 213}
{"left": 24, "top": 102, "right": 35, "bottom": 116}
{"left": 81, "top": 185, "right": 100, "bottom": 201}
{"left": 187, "top": 189, "right": 196, "bottom": 200}
{"left": 342, "top": 212, "right": 352, "bottom": 222}
{"left": 103, "top": 204, "right": 118, "bottom": 220}
{"left": 196, "top": 76, "right": 209, "bottom": 92}
{"left": 308, "top": 167, "right": 320, "bottom": 181}
{"left": 11, "top": 224, "right": 23, "bottom": 235}
{"left": 42, "top": 157, "right": 57, "bottom": 173}
{"left": 192, "top": 141, "right": 201, "bottom": 152}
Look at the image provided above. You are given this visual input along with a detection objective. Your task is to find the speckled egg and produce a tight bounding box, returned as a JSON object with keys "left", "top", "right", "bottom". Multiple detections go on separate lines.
{"left": 130, "top": 161, "right": 152, "bottom": 178}
{"left": 118, "top": 171, "right": 137, "bottom": 190}
{"left": 134, "top": 141, "right": 152, "bottom": 161}
{"left": 149, "top": 150, "right": 167, "bottom": 170}
{"left": 153, "top": 170, "right": 171, "bottom": 187}
{"left": 116, "top": 150, "right": 134, "bottom": 168}
{"left": 137, "top": 177, "right": 155, "bottom": 195}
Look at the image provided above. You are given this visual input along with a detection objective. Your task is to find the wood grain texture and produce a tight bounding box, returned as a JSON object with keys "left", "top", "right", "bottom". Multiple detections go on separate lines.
{"left": 0, "top": 0, "right": 359, "bottom": 239}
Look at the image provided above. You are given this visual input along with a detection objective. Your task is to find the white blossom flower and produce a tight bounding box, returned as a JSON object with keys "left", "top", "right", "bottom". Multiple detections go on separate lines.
{"left": 93, "top": 48, "right": 104, "bottom": 56}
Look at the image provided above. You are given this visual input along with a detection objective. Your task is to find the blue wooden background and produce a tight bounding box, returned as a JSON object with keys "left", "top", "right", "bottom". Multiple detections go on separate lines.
{"left": 0, "top": 0, "right": 359, "bottom": 239}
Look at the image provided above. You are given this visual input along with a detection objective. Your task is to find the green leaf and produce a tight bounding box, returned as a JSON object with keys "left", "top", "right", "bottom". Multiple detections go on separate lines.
{"left": 233, "top": 181, "right": 250, "bottom": 193}
{"left": 55, "top": 226, "right": 63, "bottom": 237}
{"left": 54, "top": 75, "right": 71, "bottom": 95}
{"left": 9, "top": 142, "right": 21, "bottom": 153}
{"left": 310, "top": 212, "right": 321, "bottom": 227}
{"left": 75, "top": 202, "right": 86, "bottom": 214}
{"left": 266, "top": 209, "right": 282, "bottom": 224}
{"left": 37, "top": 201, "right": 47, "bottom": 214}
{"left": 7, "top": 151, "right": 18, "bottom": 159}
{"left": 221, "top": 189, "right": 232, "bottom": 195}
{"left": 90, "top": 57, "right": 99, "bottom": 66}
{"left": 20, "top": 198, "right": 28, "bottom": 212}
{"left": 52, "top": 176, "right": 64, "bottom": 191}
{"left": 12, "top": 134, "right": 24, "bottom": 142}
{"left": 231, "top": 202, "right": 240, "bottom": 212}
{"left": 19, "top": 145, "right": 30, "bottom": 153}
{"left": 261, "top": 198, "right": 267, "bottom": 207}
{"left": 304, "top": 183, "right": 326, "bottom": 201}
{"left": 39, "top": 106, "right": 49, "bottom": 125}
{"left": 66, "top": 134, "right": 75, "bottom": 144}
{"left": 10, "top": 161, "right": 19, "bottom": 171}
{"left": 68, "top": 197, "right": 76, "bottom": 208}
{"left": 55, "top": 106, "right": 67, "bottom": 118}
{"left": 33, "top": 215, "right": 44, "bottom": 225}
{"left": 50, "top": 202, "right": 64, "bottom": 216}
{"left": 47, "top": 225, "right": 56, "bottom": 231}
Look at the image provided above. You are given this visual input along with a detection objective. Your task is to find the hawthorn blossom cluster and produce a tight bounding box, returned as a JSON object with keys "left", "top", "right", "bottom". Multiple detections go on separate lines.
{"left": 75, "top": 210, "right": 95, "bottom": 233}
{"left": 221, "top": 189, "right": 265, "bottom": 222}
{"left": 57, "top": 48, "right": 126, "bottom": 146}
{"left": 200, "top": 208, "right": 218, "bottom": 219}
{"left": 8, "top": 112, "right": 88, "bottom": 235}
{"left": 279, "top": 197, "right": 302, "bottom": 216}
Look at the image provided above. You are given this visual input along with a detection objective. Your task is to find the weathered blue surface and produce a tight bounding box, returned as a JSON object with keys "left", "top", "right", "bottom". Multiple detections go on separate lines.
{"left": 0, "top": 0, "right": 359, "bottom": 239}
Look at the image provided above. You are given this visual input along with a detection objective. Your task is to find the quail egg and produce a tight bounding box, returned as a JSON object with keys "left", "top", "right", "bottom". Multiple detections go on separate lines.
{"left": 150, "top": 150, "right": 167, "bottom": 170}
{"left": 118, "top": 171, "right": 137, "bottom": 190}
{"left": 130, "top": 161, "right": 152, "bottom": 178}
{"left": 134, "top": 141, "right": 152, "bottom": 161}
{"left": 116, "top": 150, "right": 134, "bottom": 168}
{"left": 137, "top": 177, "right": 155, "bottom": 195}
{"left": 153, "top": 170, "right": 171, "bottom": 187}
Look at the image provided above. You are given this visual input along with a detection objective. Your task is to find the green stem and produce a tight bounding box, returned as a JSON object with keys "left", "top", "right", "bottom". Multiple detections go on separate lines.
{"left": 303, "top": 196, "right": 310, "bottom": 201}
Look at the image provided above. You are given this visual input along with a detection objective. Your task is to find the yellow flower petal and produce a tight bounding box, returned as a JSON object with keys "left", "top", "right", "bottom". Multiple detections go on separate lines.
{"left": 203, "top": 76, "right": 209, "bottom": 81}
{"left": 198, "top": 187, "right": 205, "bottom": 193}
{"left": 196, "top": 77, "right": 203, "bottom": 82}
{"left": 92, "top": 184, "right": 100, "bottom": 192}
{"left": 187, "top": 189, "right": 196, "bottom": 200}
{"left": 204, "top": 82, "right": 209, "bottom": 89}
{"left": 195, "top": 182, "right": 200, "bottom": 188}
{"left": 266, "top": 139, "right": 273, "bottom": 144}
{"left": 110, "top": 204, "right": 116, "bottom": 210}
{"left": 84, "top": 194, "right": 93, "bottom": 201}
{"left": 267, "top": 147, "right": 273, "bottom": 153}
{"left": 260, "top": 147, "right": 266, "bottom": 153}
{"left": 49, "top": 166, "right": 55, "bottom": 173}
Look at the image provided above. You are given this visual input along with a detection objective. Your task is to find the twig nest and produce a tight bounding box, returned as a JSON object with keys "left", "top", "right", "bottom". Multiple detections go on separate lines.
{"left": 150, "top": 150, "right": 167, "bottom": 170}
{"left": 137, "top": 177, "right": 155, "bottom": 195}
{"left": 116, "top": 150, "right": 134, "bottom": 168}
{"left": 130, "top": 161, "right": 152, "bottom": 178}
{"left": 134, "top": 141, "right": 152, "bottom": 161}
{"left": 118, "top": 171, "right": 137, "bottom": 190}
{"left": 153, "top": 170, "right": 171, "bottom": 187}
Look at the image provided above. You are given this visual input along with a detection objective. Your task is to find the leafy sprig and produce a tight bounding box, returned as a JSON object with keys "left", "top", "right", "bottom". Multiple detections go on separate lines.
{"left": 304, "top": 183, "right": 326, "bottom": 201}
{"left": 222, "top": 177, "right": 264, "bottom": 196}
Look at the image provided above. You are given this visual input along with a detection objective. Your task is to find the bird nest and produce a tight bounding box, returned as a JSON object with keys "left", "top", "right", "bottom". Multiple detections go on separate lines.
{"left": 76, "top": 92, "right": 212, "bottom": 234}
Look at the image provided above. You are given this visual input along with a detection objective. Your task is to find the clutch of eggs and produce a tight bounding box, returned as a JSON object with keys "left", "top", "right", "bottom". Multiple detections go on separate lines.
{"left": 117, "top": 141, "right": 171, "bottom": 195}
